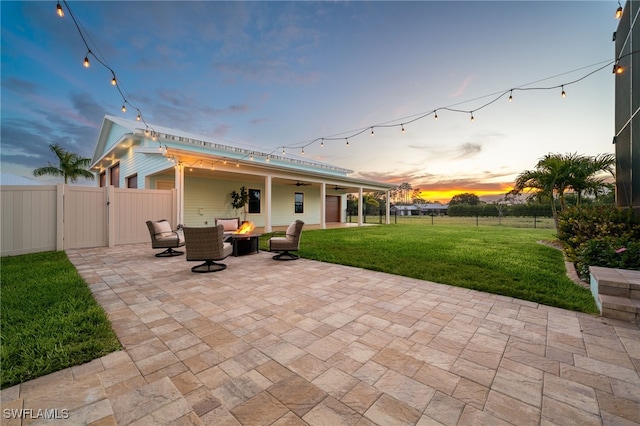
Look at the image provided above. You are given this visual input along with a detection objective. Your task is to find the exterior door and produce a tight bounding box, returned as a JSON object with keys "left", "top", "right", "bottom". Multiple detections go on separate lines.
{"left": 325, "top": 195, "right": 341, "bottom": 222}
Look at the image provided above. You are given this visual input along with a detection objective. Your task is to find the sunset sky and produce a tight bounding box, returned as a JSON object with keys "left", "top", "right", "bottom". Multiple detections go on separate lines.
{"left": 1, "top": 1, "right": 620, "bottom": 203}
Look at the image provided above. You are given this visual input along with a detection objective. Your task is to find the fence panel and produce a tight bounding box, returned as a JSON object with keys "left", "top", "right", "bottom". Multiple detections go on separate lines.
{"left": 113, "top": 188, "right": 176, "bottom": 245}
{"left": 1, "top": 185, "right": 58, "bottom": 256}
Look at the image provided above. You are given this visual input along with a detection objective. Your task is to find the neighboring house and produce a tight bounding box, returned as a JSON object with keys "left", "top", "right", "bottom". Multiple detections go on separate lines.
{"left": 416, "top": 203, "right": 449, "bottom": 216}
{"left": 390, "top": 205, "right": 420, "bottom": 216}
{"left": 90, "top": 115, "right": 394, "bottom": 230}
{"left": 390, "top": 204, "right": 449, "bottom": 216}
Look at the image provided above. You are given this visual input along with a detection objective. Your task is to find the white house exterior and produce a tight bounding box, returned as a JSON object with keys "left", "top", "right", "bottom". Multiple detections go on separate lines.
{"left": 90, "top": 115, "right": 394, "bottom": 231}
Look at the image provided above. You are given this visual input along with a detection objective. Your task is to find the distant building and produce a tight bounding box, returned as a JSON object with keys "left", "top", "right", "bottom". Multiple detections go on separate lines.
{"left": 391, "top": 204, "right": 449, "bottom": 216}
{"left": 614, "top": 1, "right": 640, "bottom": 213}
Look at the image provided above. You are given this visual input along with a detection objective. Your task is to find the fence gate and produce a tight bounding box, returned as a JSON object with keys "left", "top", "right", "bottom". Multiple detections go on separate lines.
{"left": 63, "top": 186, "right": 108, "bottom": 249}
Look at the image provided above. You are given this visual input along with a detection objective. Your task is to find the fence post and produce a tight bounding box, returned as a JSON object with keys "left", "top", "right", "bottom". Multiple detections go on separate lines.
{"left": 107, "top": 186, "right": 116, "bottom": 247}
{"left": 533, "top": 213, "right": 537, "bottom": 229}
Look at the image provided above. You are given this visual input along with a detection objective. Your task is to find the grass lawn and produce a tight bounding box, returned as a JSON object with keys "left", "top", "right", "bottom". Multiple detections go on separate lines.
{"left": 1, "top": 251, "right": 121, "bottom": 389}
{"left": 263, "top": 222, "right": 598, "bottom": 314}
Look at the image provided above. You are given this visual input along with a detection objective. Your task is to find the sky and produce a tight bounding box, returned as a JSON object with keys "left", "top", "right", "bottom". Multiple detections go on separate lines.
{"left": 1, "top": 1, "right": 621, "bottom": 202}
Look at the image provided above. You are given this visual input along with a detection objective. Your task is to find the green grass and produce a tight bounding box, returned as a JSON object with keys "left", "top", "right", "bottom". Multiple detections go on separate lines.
{"left": 263, "top": 223, "right": 598, "bottom": 314}
{"left": 1, "top": 251, "right": 121, "bottom": 389}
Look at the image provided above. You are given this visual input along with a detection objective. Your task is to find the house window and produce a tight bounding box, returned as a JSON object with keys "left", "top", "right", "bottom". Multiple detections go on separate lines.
{"left": 126, "top": 173, "right": 138, "bottom": 189}
{"left": 248, "top": 188, "right": 261, "bottom": 214}
{"left": 294, "top": 192, "right": 304, "bottom": 214}
{"left": 109, "top": 163, "right": 120, "bottom": 188}
{"left": 99, "top": 171, "right": 106, "bottom": 187}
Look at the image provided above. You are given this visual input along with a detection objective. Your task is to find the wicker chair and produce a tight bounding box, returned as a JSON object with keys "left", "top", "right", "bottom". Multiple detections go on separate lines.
{"left": 268, "top": 220, "right": 304, "bottom": 260}
{"left": 146, "top": 219, "right": 184, "bottom": 257}
{"left": 182, "top": 224, "right": 233, "bottom": 273}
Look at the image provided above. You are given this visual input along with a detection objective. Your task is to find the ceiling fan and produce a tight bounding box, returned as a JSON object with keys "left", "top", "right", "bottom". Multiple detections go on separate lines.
{"left": 332, "top": 185, "right": 347, "bottom": 190}
{"left": 293, "top": 181, "right": 311, "bottom": 186}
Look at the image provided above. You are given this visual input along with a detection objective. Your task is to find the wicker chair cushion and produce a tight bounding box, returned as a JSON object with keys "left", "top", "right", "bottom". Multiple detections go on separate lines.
{"left": 216, "top": 218, "right": 239, "bottom": 232}
{"left": 153, "top": 220, "right": 175, "bottom": 239}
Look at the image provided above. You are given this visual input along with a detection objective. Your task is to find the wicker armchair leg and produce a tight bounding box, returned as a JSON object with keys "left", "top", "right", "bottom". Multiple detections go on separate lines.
{"left": 191, "top": 260, "right": 227, "bottom": 273}
{"left": 272, "top": 251, "right": 300, "bottom": 261}
{"left": 156, "top": 247, "right": 184, "bottom": 257}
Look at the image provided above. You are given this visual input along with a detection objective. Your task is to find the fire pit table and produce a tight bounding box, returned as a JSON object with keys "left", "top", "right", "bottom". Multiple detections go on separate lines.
{"left": 229, "top": 233, "right": 262, "bottom": 256}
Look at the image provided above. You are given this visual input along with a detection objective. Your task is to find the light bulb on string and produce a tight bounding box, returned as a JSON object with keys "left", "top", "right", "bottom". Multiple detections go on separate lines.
{"left": 121, "top": 104, "right": 127, "bottom": 113}
{"left": 265, "top": 156, "right": 270, "bottom": 162}
{"left": 320, "top": 138, "right": 324, "bottom": 147}
{"left": 282, "top": 148, "right": 286, "bottom": 156}
{"left": 136, "top": 114, "right": 141, "bottom": 121}
{"left": 56, "top": 2, "right": 64, "bottom": 17}
{"left": 508, "top": 90, "right": 513, "bottom": 102}
{"left": 236, "top": 161, "right": 240, "bottom": 168}
{"left": 470, "top": 112, "right": 475, "bottom": 122}
{"left": 301, "top": 148, "right": 305, "bottom": 155}
{"left": 434, "top": 111, "right": 438, "bottom": 121}
{"left": 370, "top": 127, "right": 374, "bottom": 137}
{"left": 616, "top": 1, "right": 623, "bottom": 18}
{"left": 83, "top": 53, "right": 90, "bottom": 68}
{"left": 401, "top": 124, "right": 405, "bottom": 134}
{"left": 561, "top": 85, "right": 566, "bottom": 98}
{"left": 111, "top": 76, "right": 117, "bottom": 86}
{"left": 613, "top": 63, "right": 624, "bottom": 74}
{"left": 346, "top": 138, "right": 350, "bottom": 146}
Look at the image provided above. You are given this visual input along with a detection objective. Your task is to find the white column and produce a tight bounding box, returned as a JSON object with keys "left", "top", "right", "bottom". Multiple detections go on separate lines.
{"left": 386, "top": 190, "right": 391, "bottom": 224}
{"left": 358, "top": 187, "right": 364, "bottom": 226}
{"left": 320, "top": 182, "right": 326, "bottom": 229}
{"left": 175, "top": 164, "right": 184, "bottom": 225}
{"left": 265, "top": 175, "right": 272, "bottom": 232}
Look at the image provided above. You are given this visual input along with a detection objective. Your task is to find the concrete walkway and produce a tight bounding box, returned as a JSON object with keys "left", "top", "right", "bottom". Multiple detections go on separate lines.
{"left": 2, "top": 243, "right": 639, "bottom": 425}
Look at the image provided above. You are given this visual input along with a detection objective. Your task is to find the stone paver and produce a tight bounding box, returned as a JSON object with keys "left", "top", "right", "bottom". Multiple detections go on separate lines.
{"left": 1, "top": 243, "right": 639, "bottom": 425}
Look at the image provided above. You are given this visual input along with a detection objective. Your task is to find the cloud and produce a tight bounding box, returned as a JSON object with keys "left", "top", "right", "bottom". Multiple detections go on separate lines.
{"left": 449, "top": 76, "right": 473, "bottom": 97}
{"left": 453, "top": 142, "right": 482, "bottom": 160}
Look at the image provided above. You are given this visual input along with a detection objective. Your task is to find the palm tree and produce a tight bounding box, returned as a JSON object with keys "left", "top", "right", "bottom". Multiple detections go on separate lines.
{"left": 33, "top": 144, "right": 94, "bottom": 184}
{"left": 511, "top": 152, "right": 615, "bottom": 226}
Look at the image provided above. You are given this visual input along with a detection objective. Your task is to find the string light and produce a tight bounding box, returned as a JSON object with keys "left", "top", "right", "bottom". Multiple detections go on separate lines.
{"left": 613, "top": 62, "right": 623, "bottom": 74}
{"left": 56, "top": 2, "right": 64, "bottom": 17}
{"left": 508, "top": 90, "right": 513, "bottom": 102}
{"left": 434, "top": 111, "right": 438, "bottom": 120}
{"left": 561, "top": 85, "right": 566, "bottom": 98}
{"left": 470, "top": 112, "right": 475, "bottom": 122}
{"left": 83, "top": 52, "right": 90, "bottom": 68}
{"left": 401, "top": 124, "right": 405, "bottom": 134}
{"left": 370, "top": 127, "right": 374, "bottom": 136}
{"left": 346, "top": 138, "right": 349, "bottom": 146}
{"left": 121, "top": 104, "right": 126, "bottom": 112}
{"left": 320, "top": 138, "right": 324, "bottom": 147}
{"left": 616, "top": 1, "right": 623, "bottom": 19}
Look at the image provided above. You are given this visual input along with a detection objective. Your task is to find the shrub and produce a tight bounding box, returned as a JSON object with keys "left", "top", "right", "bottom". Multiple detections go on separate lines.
{"left": 557, "top": 205, "right": 640, "bottom": 279}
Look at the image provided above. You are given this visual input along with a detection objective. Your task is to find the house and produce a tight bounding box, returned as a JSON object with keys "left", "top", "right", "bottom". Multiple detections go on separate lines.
{"left": 390, "top": 204, "right": 449, "bottom": 216}
{"left": 614, "top": 1, "right": 639, "bottom": 214}
{"left": 90, "top": 115, "right": 394, "bottom": 231}
{"left": 416, "top": 203, "right": 449, "bottom": 216}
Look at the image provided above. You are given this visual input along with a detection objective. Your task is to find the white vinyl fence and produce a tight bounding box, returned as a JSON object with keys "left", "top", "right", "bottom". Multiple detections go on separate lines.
{"left": 1, "top": 185, "right": 177, "bottom": 256}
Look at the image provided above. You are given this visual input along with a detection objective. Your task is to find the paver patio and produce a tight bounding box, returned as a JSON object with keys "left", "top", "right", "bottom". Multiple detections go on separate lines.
{"left": 1, "top": 243, "right": 639, "bottom": 425}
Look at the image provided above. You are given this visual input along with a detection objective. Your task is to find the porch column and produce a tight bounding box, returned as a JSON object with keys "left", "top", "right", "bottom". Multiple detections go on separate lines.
{"left": 175, "top": 164, "right": 184, "bottom": 225}
{"left": 358, "top": 187, "right": 364, "bottom": 226}
{"left": 386, "top": 190, "right": 391, "bottom": 224}
{"left": 265, "top": 175, "right": 272, "bottom": 232}
{"left": 320, "top": 182, "right": 326, "bottom": 229}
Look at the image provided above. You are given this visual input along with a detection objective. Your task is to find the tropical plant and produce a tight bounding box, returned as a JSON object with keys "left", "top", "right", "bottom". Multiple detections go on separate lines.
{"left": 510, "top": 152, "right": 615, "bottom": 226}
{"left": 32, "top": 143, "right": 94, "bottom": 184}
{"left": 230, "top": 186, "right": 249, "bottom": 220}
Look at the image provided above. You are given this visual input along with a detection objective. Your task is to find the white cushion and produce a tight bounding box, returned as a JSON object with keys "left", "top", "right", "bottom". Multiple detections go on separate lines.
{"left": 217, "top": 219, "right": 238, "bottom": 232}
{"left": 153, "top": 221, "right": 174, "bottom": 238}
